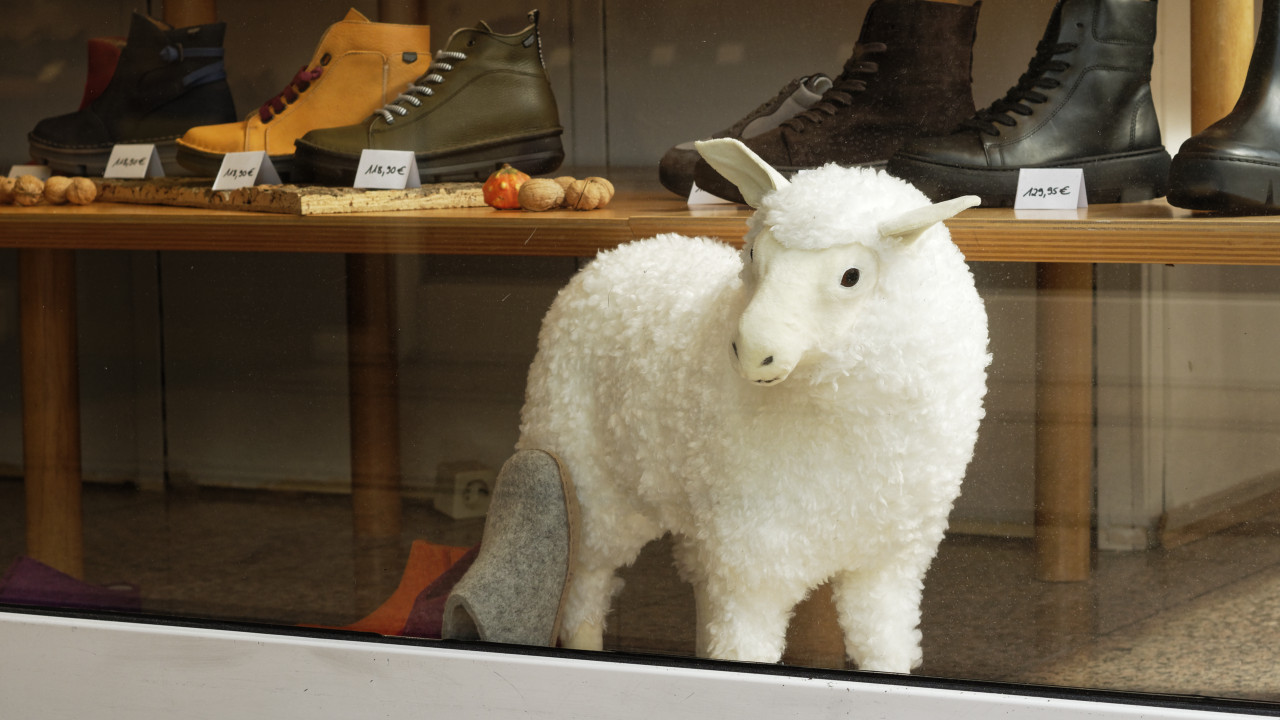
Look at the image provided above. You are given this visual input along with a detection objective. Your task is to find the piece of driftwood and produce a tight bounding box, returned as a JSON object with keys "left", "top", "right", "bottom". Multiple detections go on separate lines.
{"left": 93, "top": 178, "right": 486, "bottom": 215}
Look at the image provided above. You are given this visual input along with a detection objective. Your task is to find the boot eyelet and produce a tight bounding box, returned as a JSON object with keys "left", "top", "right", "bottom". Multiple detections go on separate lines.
{"left": 320, "top": 53, "right": 332, "bottom": 66}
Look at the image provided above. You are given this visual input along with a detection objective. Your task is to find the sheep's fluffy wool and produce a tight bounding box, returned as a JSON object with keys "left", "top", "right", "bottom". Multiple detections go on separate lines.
{"left": 517, "top": 164, "right": 990, "bottom": 672}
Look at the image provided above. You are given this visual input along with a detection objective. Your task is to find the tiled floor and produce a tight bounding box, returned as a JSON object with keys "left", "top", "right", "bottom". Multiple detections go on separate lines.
{"left": 4, "top": 478, "right": 1280, "bottom": 704}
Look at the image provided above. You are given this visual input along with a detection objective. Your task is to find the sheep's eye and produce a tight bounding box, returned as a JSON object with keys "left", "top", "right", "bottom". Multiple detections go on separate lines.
{"left": 841, "top": 268, "right": 861, "bottom": 287}
{"left": 749, "top": 246, "right": 754, "bottom": 261}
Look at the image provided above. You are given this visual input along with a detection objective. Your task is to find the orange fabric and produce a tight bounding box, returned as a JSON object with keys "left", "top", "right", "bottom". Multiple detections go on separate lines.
{"left": 339, "top": 540, "right": 470, "bottom": 635}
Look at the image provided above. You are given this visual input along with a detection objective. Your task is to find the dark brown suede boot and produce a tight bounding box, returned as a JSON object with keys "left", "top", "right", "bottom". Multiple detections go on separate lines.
{"left": 28, "top": 12, "right": 237, "bottom": 176}
{"left": 693, "top": 0, "right": 980, "bottom": 204}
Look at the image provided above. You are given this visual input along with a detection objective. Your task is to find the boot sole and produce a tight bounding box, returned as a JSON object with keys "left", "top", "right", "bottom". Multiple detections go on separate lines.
{"left": 27, "top": 136, "right": 195, "bottom": 178}
{"left": 175, "top": 145, "right": 295, "bottom": 181}
{"left": 887, "top": 147, "right": 1171, "bottom": 207}
{"left": 293, "top": 133, "right": 565, "bottom": 186}
{"left": 1167, "top": 152, "right": 1280, "bottom": 214}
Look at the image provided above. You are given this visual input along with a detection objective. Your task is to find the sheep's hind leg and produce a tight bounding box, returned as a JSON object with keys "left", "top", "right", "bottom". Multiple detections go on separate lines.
{"left": 831, "top": 567, "right": 925, "bottom": 673}
{"left": 700, "top": 577, "right": 808, "bottom": 663}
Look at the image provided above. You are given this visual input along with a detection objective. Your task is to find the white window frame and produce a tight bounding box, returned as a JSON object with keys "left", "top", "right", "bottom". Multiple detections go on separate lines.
{"left": 2, "top": 609, "right": 1273, "bottom": 720}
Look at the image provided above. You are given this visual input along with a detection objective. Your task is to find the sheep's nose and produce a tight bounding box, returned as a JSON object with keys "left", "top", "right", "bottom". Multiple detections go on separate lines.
{"left": 731, "top": 343, "right": 773, "bottom": 367}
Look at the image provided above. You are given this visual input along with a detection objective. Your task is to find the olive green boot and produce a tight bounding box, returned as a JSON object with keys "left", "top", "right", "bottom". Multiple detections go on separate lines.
{"left": 292, "top": 11, "right": 564, "bottom": 185}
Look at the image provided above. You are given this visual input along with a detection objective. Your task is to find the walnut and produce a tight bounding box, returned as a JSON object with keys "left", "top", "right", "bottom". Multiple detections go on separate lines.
{"left": 0, "top": 177, "right": 14, "bottom": 204}
{"left": 565, "top": 177, "right": 613, "bottom": 210}
{"left": 585, "top": 176, "right": 615, "bottom": 204}
{"left": 12, "top": 175, "right": 44, "bottom": 206}
{"left": 518, "top": 178, "right": 566, "bottom": 211}
{"left": 553, "top": 176, "right": 576, "bottom": 192}
{"left": 43, "top": 176, "right": 72, "bottom": 205}
{"left": 65, "top": 177, "right": 98, "bottom": 206}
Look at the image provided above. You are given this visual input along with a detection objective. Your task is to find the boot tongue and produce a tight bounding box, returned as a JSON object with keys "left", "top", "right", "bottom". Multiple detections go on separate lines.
{"left": 1040, "top": 0, "right": 1066, "bottom": 45}
{"left": 342, "top": 8, "right": 370, "bottom": 23}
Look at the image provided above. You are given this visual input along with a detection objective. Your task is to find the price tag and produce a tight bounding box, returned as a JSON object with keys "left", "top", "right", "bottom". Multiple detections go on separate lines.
{"left": 104, "top": 144, "right": 165, "bottom": 179}
{"left": 7, "top": 164, "right": 52, "bottom": 180}
{"left": 353, "top": 149, "right": 421, "bottom": 189}
{"left": 211, "top": 151, "right": 281, "bottom": 190}
{"left": 1014, "top": 168, "right": 1087, "bottom": 209}
{"left": 687, "top": 181, "right": 735, "bottom": 206}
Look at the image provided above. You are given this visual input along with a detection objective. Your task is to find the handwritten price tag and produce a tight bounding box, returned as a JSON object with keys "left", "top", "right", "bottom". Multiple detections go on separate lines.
{"left": 1014, "top": 168, "right": 1087, "bottom": 209}
{"left": 104, "top": 144, "right": 165, "bottom": 179}
{"left": 354, "top": 149, "right": 421, "bottom": 189}
{"left": 212, "top": 151, "right": 281, "bottom": 191}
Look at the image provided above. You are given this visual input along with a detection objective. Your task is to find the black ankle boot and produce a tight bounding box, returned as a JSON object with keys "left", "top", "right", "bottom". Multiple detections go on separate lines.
{"left": 28, "top": 12, "right": 237, "bottom": 176}
{"left": 1168, "top": 0, "right": 1280, "bottom": 212}
{"left": 692, "top": 0, "right": 981, "bottom": 204}
{"left": 888, "top": 0, "right": 1170, "bottom": 207}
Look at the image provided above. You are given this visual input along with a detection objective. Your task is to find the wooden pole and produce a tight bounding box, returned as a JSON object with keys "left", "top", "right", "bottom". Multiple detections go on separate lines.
{"left": 1190, "top": 0, "right": 1255, "bottom": 133}
{"left": 162, "top": 0, "right": 218, "bottom": 27}
{"left": 1034, "top": 263, "right": 1094, "bottom": 582}
{"left": 19, "top": 249, "right": 84, "bottom": 579}
{"left": 346, "top": 253, "right": 404, "bottom": 610}
{"left": 377, "top": 0, "right": 429, "bottom": 25}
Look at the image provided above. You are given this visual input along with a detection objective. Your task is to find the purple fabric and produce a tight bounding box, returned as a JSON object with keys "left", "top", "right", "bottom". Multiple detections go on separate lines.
{"left": 0, "top": 556, "right": 141, "bottom": 613}
{"left": 399, "top": 544, "right": 479, "bottom": 638}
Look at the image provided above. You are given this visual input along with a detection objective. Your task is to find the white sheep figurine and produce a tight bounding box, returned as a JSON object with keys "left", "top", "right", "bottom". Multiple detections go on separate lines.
{"left": 516, "top": 138, "right": 990, "bottom": 672}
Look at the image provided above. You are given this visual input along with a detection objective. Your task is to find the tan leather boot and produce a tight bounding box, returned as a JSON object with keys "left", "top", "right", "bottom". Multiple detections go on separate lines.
{"left": 175, "top": 8, "right": 430, "bottom": 178}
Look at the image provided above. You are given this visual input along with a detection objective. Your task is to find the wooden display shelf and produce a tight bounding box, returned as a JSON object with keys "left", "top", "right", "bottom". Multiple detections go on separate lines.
{"left": 7, "top": 195, "right": 1280, "bottom": 265}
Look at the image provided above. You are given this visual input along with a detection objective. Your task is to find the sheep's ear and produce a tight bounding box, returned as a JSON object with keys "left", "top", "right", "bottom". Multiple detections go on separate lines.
{"left": 695, "top": 138, "right": 789, "bottom": 208}
{"left": 878, "top": 195, "right": 980, "bottom": 243}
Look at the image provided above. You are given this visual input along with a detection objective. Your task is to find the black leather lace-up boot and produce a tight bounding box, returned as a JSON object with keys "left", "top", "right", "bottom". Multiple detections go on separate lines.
{"left": 888, "top": 0, "right": 1170, "bottom": 207}
{"left": 28, "top": 12, "right": 236, "bottom": 176}
{"left": 692, "top": 0, "right": 981, "bottom": 204}
{"left": 1168, "top": 0, "right": 1280, "bottom": 212}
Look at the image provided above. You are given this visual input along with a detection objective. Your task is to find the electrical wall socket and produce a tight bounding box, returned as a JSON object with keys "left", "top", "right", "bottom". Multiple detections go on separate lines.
{"left": 433, "top": 461, "right": 494, "bottom": 519}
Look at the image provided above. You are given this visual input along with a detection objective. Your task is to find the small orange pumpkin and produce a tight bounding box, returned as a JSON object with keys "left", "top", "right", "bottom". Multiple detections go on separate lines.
{"left": 482, "top": 164, "right": 531, "bottom": 209}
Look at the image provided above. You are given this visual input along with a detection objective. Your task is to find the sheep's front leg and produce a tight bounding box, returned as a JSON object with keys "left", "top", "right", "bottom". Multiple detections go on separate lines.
{"left": 700, "top": 577, "right": 808, "bottom": 663}
{"left": 831, "top": 567, "right": 925, "bottom": 673}
{"left": 559, "top": 563, "right": 622, "bottom": 651}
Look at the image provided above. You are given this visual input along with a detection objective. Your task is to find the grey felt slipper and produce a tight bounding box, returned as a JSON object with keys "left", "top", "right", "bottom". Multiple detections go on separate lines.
{"left": 442, "top": 449, "right": 578, "bottom": 646}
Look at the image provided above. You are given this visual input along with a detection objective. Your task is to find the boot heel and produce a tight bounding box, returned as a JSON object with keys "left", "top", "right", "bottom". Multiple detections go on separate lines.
{"left": 1084, "top": 148, "right": 1172, "bottom": 204}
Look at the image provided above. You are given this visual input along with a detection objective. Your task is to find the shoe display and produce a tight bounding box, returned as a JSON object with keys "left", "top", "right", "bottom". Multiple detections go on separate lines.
{"left": 292, "top": 11, "right": 564, "bottom": 185}
{"left": 175, "top": 9, "right": 431, "bottom": 179}
{"left": 693, "top": 0, "right": 981, "bottom": 204}
{"left": 657, "top": 73, "right": 833, "bottom": 198}
{"left": 1168, "top": 0, "right": 1280, "bottom": 212}
{"left": 27, "top": 12, "right": 237, "bottom": 176}
{"left": 887, "top": 0, "right": 1171, "bottom": 207}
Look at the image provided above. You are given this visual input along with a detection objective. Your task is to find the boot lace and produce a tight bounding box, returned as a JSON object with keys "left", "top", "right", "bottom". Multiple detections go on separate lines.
{"left": 961, "top": 40, "right": 1077, "bottom": 136}
{"left": 258, "top": 65, "right": 324, "bottom": 123}
{"left": 375, "top": 50, "right": 467, "bottom": 124}
{"left": 781, "top": 42, "right": 886, "bottom": 132}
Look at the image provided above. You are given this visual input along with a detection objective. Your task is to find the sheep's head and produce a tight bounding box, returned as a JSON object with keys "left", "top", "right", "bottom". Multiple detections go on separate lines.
{"left": 696, "top": 138, "right": 978, "bottom": 386}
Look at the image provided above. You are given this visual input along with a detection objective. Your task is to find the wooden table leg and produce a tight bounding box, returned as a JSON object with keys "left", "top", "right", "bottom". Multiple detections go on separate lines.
{"left": 1034, "top": 263, "right": 1094, "bottom": 582}
{"left": 19, "top": 248, "right": 84, "bottom": 579}
{"left": 346, "top": 253, "right": 404, "bottom": 610}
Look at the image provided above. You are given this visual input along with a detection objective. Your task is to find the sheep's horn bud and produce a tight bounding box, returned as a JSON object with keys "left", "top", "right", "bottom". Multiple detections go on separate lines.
{"left": 878, "top": 195, "right": 980, "bottom": 241}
